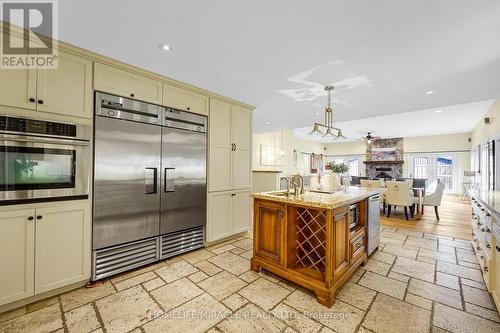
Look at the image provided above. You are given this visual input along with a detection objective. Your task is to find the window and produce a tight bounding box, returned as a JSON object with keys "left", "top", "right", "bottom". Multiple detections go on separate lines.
{"left": 436, "top": 156, "right": 453, "bottom": 191}
{"left": 413, "top": 157, "right": 429, "bottom": 179}
{"left": 348, "top": 158, "right": 359, "bottom": 177}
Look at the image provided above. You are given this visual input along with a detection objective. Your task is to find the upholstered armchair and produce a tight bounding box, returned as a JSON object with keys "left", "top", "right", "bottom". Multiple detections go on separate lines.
{"left": 421, "top": 182, "right": 445, "bottom": 221}
{"left": 385, "top": 181, "right": 417, "bottom": 220}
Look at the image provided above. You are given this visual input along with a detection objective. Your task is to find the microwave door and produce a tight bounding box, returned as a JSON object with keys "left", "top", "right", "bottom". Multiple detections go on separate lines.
{"left": 93, "top": 116, "right": 161, "bottom": 250}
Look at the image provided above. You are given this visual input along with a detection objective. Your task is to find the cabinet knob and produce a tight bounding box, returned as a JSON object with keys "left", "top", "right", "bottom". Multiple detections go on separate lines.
{"left": 487, "top": 244, "right": 491, "bottom": 249}
{"left": 496, "top": 246, "right": 500, "bottom": 252}
{"left": 36, "top": 215, "right": 42, "bottom": 220}
{"left": 477, "top": 246, "right": 481, "bottom": 251}
{"left": 187, "top": 107, "right": 191, "bottom": 111}
{"left": 130, "top": 93, "right": 135, "bottom": 97}
{"left": 37, "top": 99, "right": 44, "bottom": 104}
{"left": 471, "top": 232, "right": 475, "bottom": 236}
{"left": 27, "top": 216, "right": 34, "bottom": 221}
{"left": 480, "top": 255, "right": 484, "bottom": 259}
{"left": 484, "top": 267, "right": 489, "bottom": 272}
{"left": 29, "top": 97, "right": 36, "bottom": 103}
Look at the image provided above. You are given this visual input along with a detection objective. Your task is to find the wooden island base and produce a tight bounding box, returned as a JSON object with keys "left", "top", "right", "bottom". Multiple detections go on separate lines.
{"left": 251, "top": 191, "right": 374, "bottom": 307}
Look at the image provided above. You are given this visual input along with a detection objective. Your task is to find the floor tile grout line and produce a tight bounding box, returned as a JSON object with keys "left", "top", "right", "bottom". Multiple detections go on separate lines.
{"left": 57, "top": 296, "right": 68, "bottom": 333}
{"left": 91, "top": 300, "right": 107, "bottom": 333}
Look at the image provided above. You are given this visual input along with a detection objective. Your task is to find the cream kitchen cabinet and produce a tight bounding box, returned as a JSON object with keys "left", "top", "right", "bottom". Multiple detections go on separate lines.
{"left": 493, "top": 226, "right": 500, "bottom": 310}
{"left": 163, "top": 83, "right": 209, "bottom": 115}
{"left": 36, "top": 50, "right": 93, "bottom": 118}
{"left": 208, "top": 99, "right": 252, "bottom": 192}
{"left": 0, "top": 209, "right": 35, "bottom": 305}
{"left": 34, "top": 203, "right": 91, "bottom": 294}
{"left": 94, "top": 62, "right": 163, "bottom": 105}
{"left": 0, "top": 201, "right": 91, "bottom": 306}
{"left": 207, "top": 190, "right": 251, "bottom": 242}
{"left": 0, "top": 48, "right": 92, "bottom": 118}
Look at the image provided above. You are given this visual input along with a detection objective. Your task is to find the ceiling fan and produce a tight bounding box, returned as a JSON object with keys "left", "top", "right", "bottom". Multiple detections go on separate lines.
{"left": 361, "top": 132, "right": 381, "bottom": 144}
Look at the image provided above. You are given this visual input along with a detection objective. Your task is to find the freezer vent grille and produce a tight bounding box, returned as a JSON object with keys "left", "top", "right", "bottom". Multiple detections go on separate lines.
{"left": 93, "top": 238, "right": 159, "bottom": 280}
{"left": 161, "top": 227, "right": 204, "bottom": 259}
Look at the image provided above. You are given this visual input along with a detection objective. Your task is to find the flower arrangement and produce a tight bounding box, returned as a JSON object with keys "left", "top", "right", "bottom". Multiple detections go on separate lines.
{"left": 329, "top": 162, "right": 349, "bottom": 174}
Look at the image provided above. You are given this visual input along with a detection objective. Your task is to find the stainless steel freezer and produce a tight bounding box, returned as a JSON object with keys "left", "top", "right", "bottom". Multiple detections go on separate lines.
{"left": 92, "top": 92, "right": 207, "bottom": 280}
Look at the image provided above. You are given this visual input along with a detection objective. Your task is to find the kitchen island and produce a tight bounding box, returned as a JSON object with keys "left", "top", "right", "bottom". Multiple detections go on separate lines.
{"left": 251, "top": 187, "right": 380, "bottom": 307}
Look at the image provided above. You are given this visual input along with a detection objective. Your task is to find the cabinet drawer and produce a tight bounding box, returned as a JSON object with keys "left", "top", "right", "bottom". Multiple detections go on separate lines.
{"left": 350, "top": 231, "right": 366, "bottom": 263}
{"left": 94, "top": 63, "right": 162, "bottom": 104}
{"left": 163, "top": 84, "right": 208, "bottom": 115}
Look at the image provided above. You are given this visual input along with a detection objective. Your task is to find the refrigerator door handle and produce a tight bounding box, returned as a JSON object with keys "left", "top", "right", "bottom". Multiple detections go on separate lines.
{"left": 164, "top": 168, "right": 176, "bottom": 192}
{"left": 145, "top": 167, "right": 158, "bottom": 194}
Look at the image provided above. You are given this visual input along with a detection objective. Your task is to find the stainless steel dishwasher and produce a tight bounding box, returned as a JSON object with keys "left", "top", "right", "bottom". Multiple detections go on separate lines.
{"left": 367, "top": 194, "right": 381, "bottom": 255}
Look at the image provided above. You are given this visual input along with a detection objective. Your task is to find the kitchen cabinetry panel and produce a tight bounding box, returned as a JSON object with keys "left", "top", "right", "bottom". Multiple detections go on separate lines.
{"left": 163, "top": 84, "right": 208, "bottom": 115}
{"left": 333, "top": 210, "right": 349, "bottom": 279}
{"left": 0, "top": 209, "right": 35, "bottom": 305}
{"left": 232, "top": 191, "right": 251, "bottom": 234}
{"left": 209, "top": 99, "right": 232, "bottom": 149}
{"left": 207, "top": 190, "right": 252, "bottom": 242}
{"left": 254, "top": 201, "right": 284, "bottom": 264}
{"left": 232, "top": 106, "right": 252, "bottom": 150}
{"left": 209, "top": 147, "right": 232, "bottom": 191}
{"left": 207, "top": 192, "right": 233, "bottom": 242}
{"left": 208, "top": 98, "right": 252, "bottom": 192}
{"left": 34, "top": 202, "right": 91, "bottom": 294}
{"left": 0, "top": 67, "right": 36, "bottom": 111}
{"left": 232, "top": 149, "right": 252, "bottom": 189}
{"left": 94, "top": 62, "right": 162, "bottom": 105}
{"left": 37, "top": 50, "right": 93, "bottom": 118}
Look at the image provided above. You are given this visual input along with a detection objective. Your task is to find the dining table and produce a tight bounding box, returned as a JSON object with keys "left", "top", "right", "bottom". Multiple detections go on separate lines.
{"left": 362, "top": 186, "right": 425, "bottom": 219}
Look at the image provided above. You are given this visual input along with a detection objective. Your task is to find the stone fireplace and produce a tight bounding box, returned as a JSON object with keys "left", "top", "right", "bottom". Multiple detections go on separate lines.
{"left": 364, "top": 138, "right": 404, "bottom": 179}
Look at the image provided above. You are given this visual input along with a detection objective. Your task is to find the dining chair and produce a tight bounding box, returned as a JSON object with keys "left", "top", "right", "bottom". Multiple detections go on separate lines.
{"left": 385, "top": 181, "right": 418, "bottom": 220}
{"left": 421, "top": 182, "right": 445, "bottom": 221}
{"left": 360, "top": 179, "right": 382, "bottom": 188}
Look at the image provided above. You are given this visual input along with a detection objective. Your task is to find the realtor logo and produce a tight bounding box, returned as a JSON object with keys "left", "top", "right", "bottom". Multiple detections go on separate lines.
{"left": 1, "top": 0, "right": 58, "bottom": 69}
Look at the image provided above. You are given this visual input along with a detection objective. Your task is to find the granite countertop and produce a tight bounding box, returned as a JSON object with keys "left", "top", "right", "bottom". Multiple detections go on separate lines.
{"left": 252, "top": 186, "right": 380, "bottom": 209}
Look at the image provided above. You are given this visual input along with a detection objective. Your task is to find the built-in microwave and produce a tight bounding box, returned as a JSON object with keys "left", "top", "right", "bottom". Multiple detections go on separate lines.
{"left": 0, "top": 115, "right": 90, "bottom": 204}
{"left": 349, "top": 204, "right": 359, "bottom": 230}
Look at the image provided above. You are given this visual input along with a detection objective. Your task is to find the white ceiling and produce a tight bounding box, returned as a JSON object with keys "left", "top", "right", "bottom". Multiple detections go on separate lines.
{"left": 293, "top": 99, "right": 495, "bottom": 143}
{"left": 56, "top": 1, "right": 500, "bottom": 134}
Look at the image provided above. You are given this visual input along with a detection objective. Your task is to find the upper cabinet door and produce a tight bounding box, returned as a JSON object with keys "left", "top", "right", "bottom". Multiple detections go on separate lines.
{"left": 209, "top": 99, "right": 232, "bottom": 148}
{"left": 94, "top": 62, "right": 162, "bottom": 104}
{"left": 35, "top": 202, "right": 91, "bottom": 294}
{"left": 163, "top": 83, "right": 209, "bottom": 115}
{"left": 232, "top": 106, "right": 252, "bottom": 150}
{"left": 0, "top": 32, "right": 36, "bottom": 110}
{"left": 36, "top": 50, "right": 93, "bottom": 118}
{"left": 209, "top": 99, "right": 232, "bottom": 191}
{"left": 0, "top": 208, "right": 35, "bottom": 306}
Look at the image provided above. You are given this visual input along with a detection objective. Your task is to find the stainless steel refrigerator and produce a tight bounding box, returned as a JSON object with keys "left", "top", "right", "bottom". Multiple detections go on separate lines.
{"left": 92, "top": 92, "right": 206, "bottom": 280}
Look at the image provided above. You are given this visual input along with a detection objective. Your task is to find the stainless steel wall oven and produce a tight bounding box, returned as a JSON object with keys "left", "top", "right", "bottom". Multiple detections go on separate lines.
{"left": 0, "top": 115, "right": 90, "bottom": 204}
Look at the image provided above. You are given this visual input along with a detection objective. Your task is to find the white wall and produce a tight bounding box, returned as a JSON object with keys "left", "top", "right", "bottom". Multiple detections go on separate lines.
{"left": 253, "top": 129, "right": 326, "bottom": 175}
{"left": 471, "top": 99, "right": 500, "bottom": 146}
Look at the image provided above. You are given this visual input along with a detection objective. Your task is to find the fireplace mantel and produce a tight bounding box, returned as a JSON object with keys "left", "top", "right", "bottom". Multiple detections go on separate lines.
{"left": 363, "top": 160, "right": 404, "bottom": 165}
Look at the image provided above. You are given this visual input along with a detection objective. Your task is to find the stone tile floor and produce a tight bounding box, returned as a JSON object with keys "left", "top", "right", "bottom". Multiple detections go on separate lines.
{"left": 1, "top": 227, "right": 500, "bottom": 333}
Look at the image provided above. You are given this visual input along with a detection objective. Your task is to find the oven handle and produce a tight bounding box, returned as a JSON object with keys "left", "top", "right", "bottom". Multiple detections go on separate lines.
{"left": 0, "top": 136, "right": 90, "bottom": 146}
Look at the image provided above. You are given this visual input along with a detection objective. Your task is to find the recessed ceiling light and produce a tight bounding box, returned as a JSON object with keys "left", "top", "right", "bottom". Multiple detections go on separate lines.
{"left": 265, "top": 122, "right": 271, "bottom": 125}
{"left": 435, "top": 110, "right": 443, "bottom": 113}
{"left": 315, "top": 112, "right": 320, "bottom": 116}
{"left": 425, "top": 90, "right": 435, "bottom": 95}
{"left": 159, "top": 43, "right": 172, "bottom": 51}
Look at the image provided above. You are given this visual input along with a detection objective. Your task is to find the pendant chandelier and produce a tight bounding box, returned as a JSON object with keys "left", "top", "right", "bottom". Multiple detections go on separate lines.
{"left": 308, "top": 85, "right": 346, "bottom": 139}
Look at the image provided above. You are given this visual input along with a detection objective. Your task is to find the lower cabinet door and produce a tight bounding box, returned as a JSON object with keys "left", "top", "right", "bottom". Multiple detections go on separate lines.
{"left": 207, "top": 191, "right": 233, "bottom": 242}
{"left": 254, "top": 201, "right": 284, "bottom": 264}
{"left": 232, "top": 191, "right": 251, "bottom": 234}
{"left": 493, "top": 237, "right": 500, "bottom": 307}
{"left": 333, "top": 208, "right": 350, "bottom": 279}
{"left": 0, "top": 208, "right": 36, "bottom": 305}
{"left": 35, "top": 202, "right": 91, "bottom": 294}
